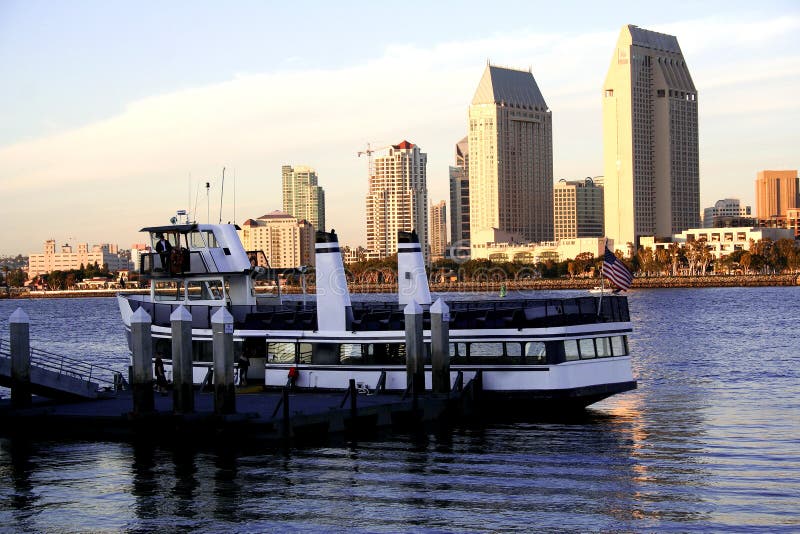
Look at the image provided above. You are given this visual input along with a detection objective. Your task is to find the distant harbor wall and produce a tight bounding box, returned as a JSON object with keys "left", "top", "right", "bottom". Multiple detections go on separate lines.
{"left": 2, "top": 274, "right": 798, "bottom": 299}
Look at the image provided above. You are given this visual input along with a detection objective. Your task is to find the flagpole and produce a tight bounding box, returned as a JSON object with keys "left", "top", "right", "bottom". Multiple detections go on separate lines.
{"left": 597, "top": 238, "right": 607, "bottom": 317}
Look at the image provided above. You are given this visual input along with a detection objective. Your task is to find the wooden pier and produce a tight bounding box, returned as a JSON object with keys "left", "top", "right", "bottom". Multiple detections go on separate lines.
{"left": 0, "top": 386, "right": 476, "bottom": 443}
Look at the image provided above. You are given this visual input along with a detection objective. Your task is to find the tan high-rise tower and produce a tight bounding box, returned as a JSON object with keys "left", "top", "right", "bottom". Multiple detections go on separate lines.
{"left": 429, "top": 200, "right": 447, "bottom": 261}
{"left": 603, "top": 25, "right": 699, "bottom": 251}
{"left": 755, "top": 170, "right": 799, "bottom": 219}
{"left": 365, "top": 141, "right": 429, "bottom": 261}
{"left": 468, "top": 64, "right": 554, "bottom": 244}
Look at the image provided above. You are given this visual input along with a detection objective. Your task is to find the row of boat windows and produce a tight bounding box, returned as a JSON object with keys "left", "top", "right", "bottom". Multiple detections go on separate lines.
{"left": 154, "top": 280, "right": 227, "bottom": 301}
{"left": 565, "top": 337, "right": 627, "bottom": 361}
{"left": 158, "top": 336, "right": 630, "bottom": 366}
{"left": 155, "top": 230, "right": 219, "bottom": 250}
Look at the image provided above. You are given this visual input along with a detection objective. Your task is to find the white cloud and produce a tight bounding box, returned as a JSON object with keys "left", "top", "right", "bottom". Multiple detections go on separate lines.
{"left": 1, "top": 15, "right": 798, "bottom": 254}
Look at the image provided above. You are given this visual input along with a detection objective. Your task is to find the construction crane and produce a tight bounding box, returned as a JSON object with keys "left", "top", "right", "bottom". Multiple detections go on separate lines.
{"left": 357, "top": 142, "right": 392, "bottom": 179}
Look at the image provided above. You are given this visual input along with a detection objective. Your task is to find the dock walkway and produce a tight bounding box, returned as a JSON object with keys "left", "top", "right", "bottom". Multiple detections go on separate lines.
{"left": 0, "top": 387, "right": 470, "bottom": 443}
{"left": 0, "top": 339, "right": 120, "bottom": 401}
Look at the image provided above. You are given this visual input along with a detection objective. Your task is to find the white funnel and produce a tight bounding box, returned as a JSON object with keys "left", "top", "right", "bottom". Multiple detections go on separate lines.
{"left": 314, "top": 230, "right": 353, "bottom": 331}
{"left": 398, "top": 230, "right": 431, "bottom": 306}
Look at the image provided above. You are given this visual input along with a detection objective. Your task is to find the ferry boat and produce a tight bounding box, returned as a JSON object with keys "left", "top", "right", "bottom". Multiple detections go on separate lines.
{"left": 117, "top": 220, "right": 637, "bottom": 410}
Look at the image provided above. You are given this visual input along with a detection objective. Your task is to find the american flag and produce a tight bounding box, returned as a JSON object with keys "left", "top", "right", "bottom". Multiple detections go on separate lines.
{"left": 602, "top": 245, "right": 633, "bottom": 291}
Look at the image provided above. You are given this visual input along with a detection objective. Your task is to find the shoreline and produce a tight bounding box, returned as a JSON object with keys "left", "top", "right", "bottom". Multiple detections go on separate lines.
{"left": 2, "top": 274, "right": 798, "bottom": 299}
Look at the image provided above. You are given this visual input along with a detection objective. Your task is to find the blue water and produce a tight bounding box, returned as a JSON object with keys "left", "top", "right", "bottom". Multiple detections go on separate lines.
{"left": 0, "top": 288, "right": 798, "bottom": 532}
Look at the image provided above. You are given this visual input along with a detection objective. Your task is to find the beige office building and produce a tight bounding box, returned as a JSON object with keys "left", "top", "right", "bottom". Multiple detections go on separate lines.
{"left": 365, "top": 140, "right": 429, "bottom": 261}
{"left": 554, "top": 178, "right": 604, "bottom": 240}
{"left": 239, "top": 211, "right": 314, "bottom": 268}
{"left": 28, "top": 240, "right": 130, "bottom": 277}
{"left": 603, "top": 25, "right": 700, "bottom": 250}
{"left": 430, "top": 200, "right": 447, "bottom": 261}
{"left": 755, "top": 170, "right": 799, "bottom": 219}
{"left": 282, "top": 165, "right": 326, "bottom": 232}
{"left": 469, "top": 64, "right": 554, "bottom": 244}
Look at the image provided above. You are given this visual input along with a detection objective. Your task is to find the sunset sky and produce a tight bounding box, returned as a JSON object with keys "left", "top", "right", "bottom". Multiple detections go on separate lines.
{"left": 1, "top": 0, "right": 798, "bottom": 255}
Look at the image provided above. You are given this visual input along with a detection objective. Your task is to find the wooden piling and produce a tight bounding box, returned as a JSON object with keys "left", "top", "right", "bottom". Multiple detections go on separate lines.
{"left": 130, "top": 307, "right": 154, "bottom": 414}
{"left": 430, "top": 298, "right": 450, "bottom": 394}
{"left": 211, "top": 307, "right": 235, "bottom": 415}
{"left": 9, "top": 307, "right": 31, "bottom": 409}
{"left": 171, "top": 305, "right": 194, "bottom": 414}
{"left": 404, "top": 300, "right": 425, "bottom": 396}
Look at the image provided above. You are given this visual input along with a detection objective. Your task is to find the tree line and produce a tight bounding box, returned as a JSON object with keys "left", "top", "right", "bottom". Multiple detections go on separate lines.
{"left": 326, "top": 237, "right": 800, "bottom": 284}
{"left": 3, "top": 238, "right": 798, "bottom": 288}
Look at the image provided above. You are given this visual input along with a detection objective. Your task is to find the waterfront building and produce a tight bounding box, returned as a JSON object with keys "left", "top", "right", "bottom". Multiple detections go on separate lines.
{"left": 27, "top": 240, "right": 131, "bottom": 277}
{"left": 468, "top": 64, "right": 554, "bottom": 245}
{"left": 787, "top": 208, "right": 800, "bottom": 238}
{"left": 365, "top": 140, "right": 429, "bottom": 262}
{"left": 554, "top": 178, "right": 604, "bottom": 240}
{"left": 238, "top": 211, "right": 314, "bottom": 268}
{"left": 755, "top": 170, "right": 798, "bottom": 219}
{"left": 129, "top": 244, "right": 150, "bottom": 273}
{"left": 430, "top": 200, "right": 448, "bottom": 261}
{"left": 282, "top": 165, "right": 326, "bottom": 232}
{"left": 703, "top": 199, "right": 752, "bottom": 228}
{"left": 603, "top": 25, "right": 700, "bottom": 248}
{"left": 641, "top": 226, "right": 795, "bottom": 260}
{"left": 449, "top": 136, "right": 471, "bottom": 256}
{"left": 341, "top": 245, "right": 368, "bottom": 265}
{"left": 469, "top": 233, "right": 609, "bottom": 264}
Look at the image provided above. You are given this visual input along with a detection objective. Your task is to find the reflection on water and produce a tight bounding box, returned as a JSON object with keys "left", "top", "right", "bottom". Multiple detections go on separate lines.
{"left": 1, "top": 289, "right": 799, "bottom": 530}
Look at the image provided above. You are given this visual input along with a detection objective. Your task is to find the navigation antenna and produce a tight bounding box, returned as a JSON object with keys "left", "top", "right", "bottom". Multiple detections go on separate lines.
{"left": 206, "top": 181, "right": 211, "bottom": 224}
{"left": 192, "top": 182, "right": 202, "bottom": 223}
{"left": 218, "top": 167, "right": 226, "bottom": 224}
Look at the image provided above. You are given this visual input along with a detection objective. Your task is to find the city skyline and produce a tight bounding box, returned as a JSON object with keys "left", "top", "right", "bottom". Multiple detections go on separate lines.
{"left": 1, "top": 1, "right": 798, "bottom": 254}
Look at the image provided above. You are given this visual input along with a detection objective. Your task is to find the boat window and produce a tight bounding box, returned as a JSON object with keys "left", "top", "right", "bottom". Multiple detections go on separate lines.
{"left": 154, "top": 338, "right": 171, "bottom": 360}
{"left": 564, "top": 339, "right": 580, "bottom": 361}
{"left": 189, "top": 231, "right": 206, "bottom": 249}
{"left": 369, "top": 343, "right": 405, "bottom": 364}
{"left": 340, "top": 344, "right": 365, "bottom": 364}
{"left": 461, "top": 342, "right": 524, "bottom": 363}
{"left": 596, "top": 337, "right": 613, "bottom": 357}
{"left": 204, "top": 230, "right": 219, "bottom": 248}
{"left": 154, "top": 281, "right": 183, "bottom": 301}
{"left": 579, "top": 338, "right": 596, "bottom": 359}
{"left": 298, "top": 343, "right": 312, "bottom": 364}
{"left": 469, "top": 342, "right": 504, "bottom": 358}
{"left": 192, "top": 340, "right": 213, "bottom": 362}
{"left": 451, "top": 342, "right": 468, "bottom": 359}
{"left": 525, "top": 342, "right": 547, "bottom": 364}
{"left": 186, "top": 280, "right": 224, "bottom": 301}
{"left": 268, "top": 342, "right": 295, "bottom": 363}
{"left": 611, "top": 336, "right": 628, "bottom": 356}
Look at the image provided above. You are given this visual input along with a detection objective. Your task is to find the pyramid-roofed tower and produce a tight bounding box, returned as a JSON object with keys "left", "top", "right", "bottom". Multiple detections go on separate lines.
{"left": 468, "top": 64, "right": 554, "bottom": 245}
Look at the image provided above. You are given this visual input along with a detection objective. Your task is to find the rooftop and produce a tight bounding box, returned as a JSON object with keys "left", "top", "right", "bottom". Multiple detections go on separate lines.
{"left": 471, "top": 64, "right": 548, "bottom": 109}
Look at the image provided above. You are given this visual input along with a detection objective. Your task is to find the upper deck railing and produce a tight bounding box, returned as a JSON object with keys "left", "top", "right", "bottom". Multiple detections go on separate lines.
{"left": 123, "top": 295, "right": 629, "bottom": 332}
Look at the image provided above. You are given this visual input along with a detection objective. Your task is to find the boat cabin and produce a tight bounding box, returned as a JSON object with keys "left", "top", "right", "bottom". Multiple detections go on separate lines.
{"left": 138, "top": 223, "right": 268, "bottom": 307}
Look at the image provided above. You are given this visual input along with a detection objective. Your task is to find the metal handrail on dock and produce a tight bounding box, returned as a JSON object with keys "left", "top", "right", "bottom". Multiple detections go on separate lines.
{"left": 0, "top": 338, "right": 123, "bottom": 391}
